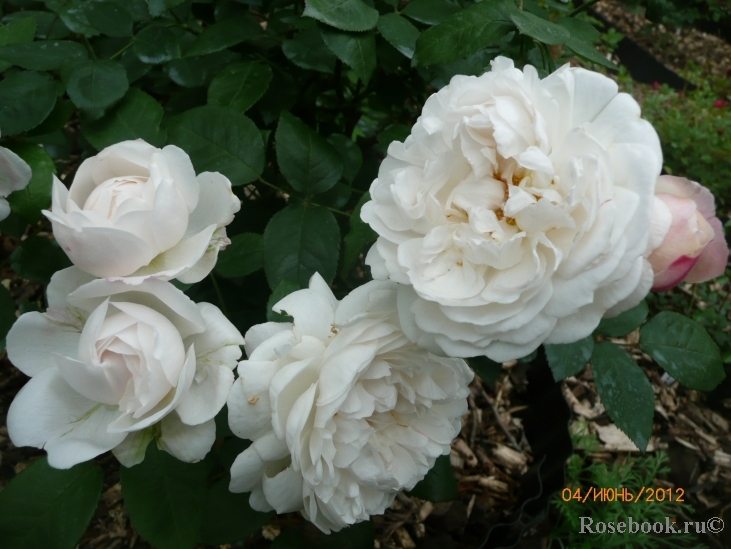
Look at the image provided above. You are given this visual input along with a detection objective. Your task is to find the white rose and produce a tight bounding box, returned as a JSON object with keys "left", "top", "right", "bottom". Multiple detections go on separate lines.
{"left": 6, "top": 267, "right": 244, "bottom": 469}
{"left": 361, "top": 57, "right": 663, "bottom": 361}
{"left": 0, "top": 144, "right": 32, "bottom": 221}
{"left": 44, "top": 139, "right": 240, "bottom": 283}
{"left": 227, "top": 274, "right": 472, "bottom": 533}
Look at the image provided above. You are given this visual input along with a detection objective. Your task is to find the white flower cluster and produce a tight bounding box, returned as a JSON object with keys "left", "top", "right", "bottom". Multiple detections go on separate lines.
{"left": 7, "top": 56, "right": 685, "bottom": 534}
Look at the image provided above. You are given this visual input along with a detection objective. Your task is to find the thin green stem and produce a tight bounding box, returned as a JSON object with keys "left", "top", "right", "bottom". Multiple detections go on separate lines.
{"left": 81, "top": 35, "right": 97, "bottom": 61}
{"left": 210, "top": 272, "right": 230, "bottom": 317}
{"left": 569, "top": 0, "right": 602, "bottom": 17}
{"left": 257, "top": 177, "right": 352, "bottom": 217}
{"left": 109, "top": 40, "right": 134, "bottom": 60}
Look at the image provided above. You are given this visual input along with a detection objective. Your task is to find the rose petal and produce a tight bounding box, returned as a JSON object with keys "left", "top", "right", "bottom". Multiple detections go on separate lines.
{"left": 159, "top": 413, "right": 215, "bottom": 462}
{"left": 7, "top": 312, "right": 82, "bottom": 377}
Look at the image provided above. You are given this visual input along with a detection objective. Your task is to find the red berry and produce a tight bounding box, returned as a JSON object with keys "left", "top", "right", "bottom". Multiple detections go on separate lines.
{"left": 652, "top": 81, "right": 661, "bottom": 89}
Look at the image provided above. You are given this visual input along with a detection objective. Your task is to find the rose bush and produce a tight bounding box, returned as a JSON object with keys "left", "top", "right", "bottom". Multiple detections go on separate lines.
{"left": 227, "top": 274, "right": 473, "bottom": 532}
{"left": 44, "top": 140, "right": 240, "bottom": 283}
{"left": 648, "top": 175, "right": 729, "bottom": 291}
{"left": 362, "top": 57, "right": 663, "bottom": 361}
{"left": 0, "top": 144, "right": 31, "bottom": 221}
{"left": 6, "top": 267, "right": 244, "bottom": 469}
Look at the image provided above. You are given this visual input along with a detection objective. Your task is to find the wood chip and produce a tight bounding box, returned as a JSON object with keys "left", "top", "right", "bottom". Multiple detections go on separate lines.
{"left": 394, "top": 527, "right": 416, "bottom": 549}
{"left": 478, "top": 476, "right": 510, "bottom": 492}
{"left": 713, "top": 449, "right": 731, "bottom": 468}
{"left": 491, "top": 443, "right": 527, "bottom": 472}
{"left": 594, "top": 423, "right": 657, "bottom": 452}
{"left": 453, "top": 438, "right": 478, "bottom": 468}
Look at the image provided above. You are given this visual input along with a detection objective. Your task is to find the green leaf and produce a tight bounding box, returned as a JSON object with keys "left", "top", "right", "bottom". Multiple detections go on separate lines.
{"left": 377, "top": 14, "right": 420, "bottom": 59}
{"left": 327, "top": 134, "right": 362, "bottom": 183}
{"left": 120, "top": 442, "right": 209, "bottom": 549}
{"left": 47, "top": 0, "right": 100, "bottom": 37}
{"left": 0, "top": 458, "right": 102, "bottom": 549}
{"left": 408, "top": 454, "right": 458, "bottom": 502}
{"left": 66, "top": 60, "right": 129, "bottom": 114}
{"left": 198, "top": 478, "right": 273, "bottom": 545}
{"left": 469, "top": 355, "right": 503, "bottom": 386}
{"left": 557, "top": 18, "right": 617, "bottom": 70}
{"left": 596, "top": 300, "right": 648, "bottom": 337}
{"left": 276, "top": 111, "right": 343, "bottom": 195}
{"left": 402, "top": 0, "right": 460, "bottom": 26}
{"left": 85, "top": 2, "right": 133, "bottom": 37}
{"left": 303, "top": 0, "right": 379, "bottom": 33}
{"left": 267, "top": 278, "right": 301, "bottom": 322}
{"left": 545, "top": 336, "right": 594, "bottom": 381}
{"left": 184, "top": 16, "right": 262, "bottom": 58}
{"left": 208, "top": 61, "right": 273, "bottom": 113}
{"left": 0, "top": 284, "right": 16, "bottom": 350}
{"left": 340, "top": 192, "right": 376, "bottom": 276}
{"left": 0, "top": 40, "right": 87, "bottom": 71}
{"left": 640, "top": 311, "right": 725, "bottom": 391}
{"left": 592, "top": 342, "right": 654, "bottom": 452}
{"left": 167, "top": 105, "right": 265, "bottom": 186}
{"left": 282, "top": 28, "right": 338, "bottom": 73}
{"left": 320, "top": 26, "right": 377, "bottom": 85}
{"left": 413, "top": 0, "right": 515, "bottom": 67}
{"left": 510, "top": 10, "right": 570, "bottom": 45}
{"left": 214, "top": 233, "right": 264, "bottom": 278}
{"left": 263, "top": 203, "right": 340, "bottom": 289}
{"left": 6, "top": 143, "right": 55, "bottom": 224}
{"left": 133, "top": 24, "right": 181, "bottom": 64}
{"left": 82, "top": 88, "right": 167, "bottom": 150}
{"left": 0, "top": 16, "right": 37, "bottom": 46}
{"left": 25, "top": 100, "right": 75, "bottom": 137}
{"left": 0, "top": 71, "right": 57, "bottom": 136}
{"left": 10, "top": 235, "right": 72, "bottom": 284}
{"left": 377, "top": 123, "right": 411, "bottom": 151}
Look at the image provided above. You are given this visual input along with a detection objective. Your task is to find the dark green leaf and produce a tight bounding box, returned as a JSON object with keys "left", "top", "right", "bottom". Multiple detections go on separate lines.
{"left": 10, "top": 235, "right": 72, "bottom": 284}
{"left": 282, "top": 29, "right": 338, "bottom": 73}
{"left": 198, "top": 478, "right": 273, "bottom": 545}
{"left": 215, "top": 233, "right": 264, "bottom": 278}
{"left": 327, "top": 134, "right": 362, "bottom": 183}
{"left": 263, "top": 204, "right": 340, "bottom": 289}
{"left": 304, "top": 0, "right": 379, "bottom": 33}
{"left": 564, "top": 38, "right": 618, "bottom": 70}
{"left": 408, "top": 454, "right": 458, "bottom": 502}
{"left": 340, "top": 192, "right": 376, "bottom": 276}
{"left": 640, "top": 311, "right": 725, "bottom": 391}
{"left": 208, "top": 61, "right": 273, "bottom": 113}
{"left": 596, "top": 300, "right": 648, "bottom": 337}
{"left": 510, "top": 10, "right": 570, "bottom": 45}
{"left": 402, "top": 0, "right": 460, "bottom": 26}
{"left": 0, "top": 40, "right": 87, "bottom": 71}
{"left": 167, "top": 105, "right": 265, "bottom": 186}
{"left": 82, "top": 88, "right": 167, "bottom": 150}
{"left": 545, "top": 336, "right": 594, "bottom": 381}
{"left": 413, "top": 0, "right": 515, "bottom": 67}
{"left": 0, "top": 458, "right": 102, "bottom": 549}
{"left": 85, "top": 2, "right": 133, "bottom": 37}
{"left": 48, "top": 0, "right": 100, "bottom": 37}
{"left": 0, "top": 71, "right": 57, "bottom": 136}
{"left": 267, "top": 278, "right": 300, "bottom": 322}
{"left": 592, "top": 342, "right": 654, "bottom": 451}
{"left": 66, "top": 60, "right": 129, "bottom": 114}
{"left": 25, "top": 100, "right": 75, "bottom": 137}
{"left": 184, "top": 16, "right": 262, "bottom": 58}
{"left": 5, "top": 143, "right": 55, "bottom": 224}
{"left": 556, "top": 17, "right": 600, "bottom": 44}
{"left": 276, "top": 111, "right": 343, "bottom": 195}
{"left": 0, "top": 284, "right": 16, "bottom": 350}
{"left": 469, "top": 356, "right": 503, "bottom": 386}
{"left": 377, "top": 14, "right": 420, "bottom": 59}
{"left": 133, "top": 24, "right": 181, "bottom": 64}
{"left": 320, "top": 26, "right": 377, "bottom": 84}
{"left": 0, "top": 16, "right": 37, "bottom": 46}
{"left": 377, "top": 124, "right": 411, "bottom": 151}
{"left": 121, "top": 442, "right": 208, "bottom": 549}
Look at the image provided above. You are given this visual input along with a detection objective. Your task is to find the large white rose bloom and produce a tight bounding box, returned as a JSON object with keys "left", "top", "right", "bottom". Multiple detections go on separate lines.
{"left": 227, "top": 274, "right": 472, "bottom": 533}
{"left": 44, "top": 139, "right": 240, "bottom": 283}
{"left": 361, "top": 57, "right": 663, "bottom": 361}
{"left": 0, "top": 144, "right": 32, "bottom": 221}
{"left": 6, "top": 267, "right": 244, "bottom": 469}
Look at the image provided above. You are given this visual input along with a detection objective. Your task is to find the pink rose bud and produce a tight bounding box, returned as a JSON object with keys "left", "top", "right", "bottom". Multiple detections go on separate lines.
{"left": 649, "top": 176, "right": 728, "bottom": 292}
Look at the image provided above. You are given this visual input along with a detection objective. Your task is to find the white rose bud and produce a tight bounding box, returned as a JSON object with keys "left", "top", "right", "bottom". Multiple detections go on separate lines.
{"left": 228, "top": 273, "right": 473, "bottom": 533}
{"left": 0, "top": 144, "right": 32, "bottom": 221}
{"left": 6, "top": 267, "right": 244, "bottom": 469}
{"left": 44, "top": 139, "right": 241, "bottom": 283}
{"left": 361, "top": 57, "right": 663, "bottom": 361}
